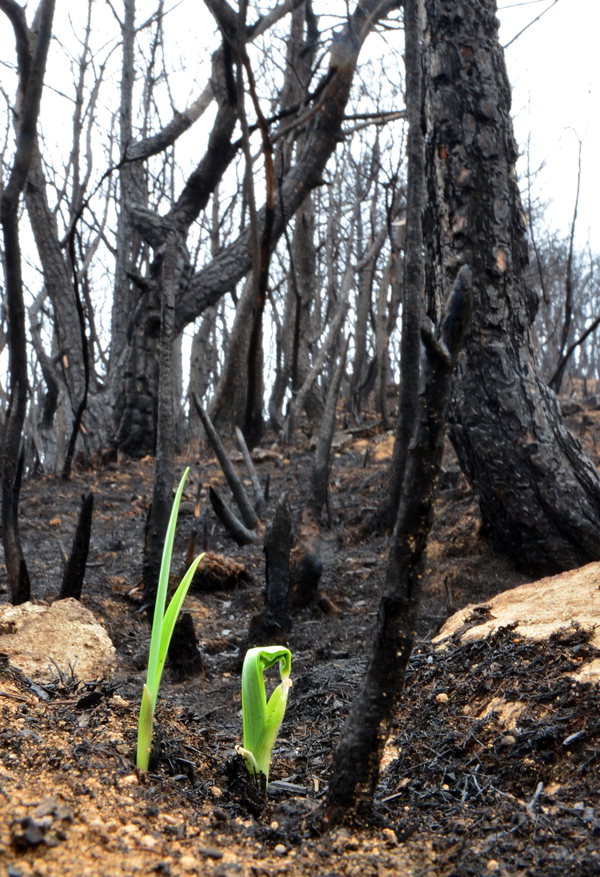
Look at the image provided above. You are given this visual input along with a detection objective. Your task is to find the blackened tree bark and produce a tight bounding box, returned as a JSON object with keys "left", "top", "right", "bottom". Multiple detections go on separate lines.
{"left": 325, "top": 266, "right": 472, "bottom": 822}
{"left": 386, "top": 0, "right": 426, "bottom": 525}
{"left": 110, "top": 0, "right": 146, "bottom": 375}
{"left": 0, "top": 0, "right": 55, "bottom": 603}
{"left": 142, "top": 227, "right": 182, "bottom": 605}
{"left": 116, "top": 87, "right": 238, "bottom": 455}
{"left": 422, "top": 0, "right": 600, "bottom": 575}
{"left": 59, "top": 492, "right": 94, "bottom": 600}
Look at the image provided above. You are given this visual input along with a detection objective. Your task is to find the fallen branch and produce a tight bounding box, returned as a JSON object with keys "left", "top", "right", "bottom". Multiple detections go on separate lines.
{"left": 193, "top": 393, "right": 259, "bottom": 531}
{"left": 235, "top": 426, "right": 267, "bottom": 518}
{"left": 209, "top": 486, "right": 256, "bottom": 546}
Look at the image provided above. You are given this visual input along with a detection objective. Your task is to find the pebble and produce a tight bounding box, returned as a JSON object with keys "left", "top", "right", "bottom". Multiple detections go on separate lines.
{"left": 180, "top": 854, "right": 199, "bottom": 871}
{"left": 121, "top": 774, "right": 139, "bottom": 786}
{"left": 381, "top": 827, "right": 396, "bottom": 844}
{"left": 436, "top": 692, "right": 449, "bottom": 704}
{"left": 274, "top": 843, "right": 287, "bottom": 855}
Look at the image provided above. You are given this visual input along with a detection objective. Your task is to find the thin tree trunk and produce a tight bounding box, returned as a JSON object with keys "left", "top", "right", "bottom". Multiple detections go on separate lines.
{"left": 0, "top": 0, "right": 56, "bottom": 603}
{"left": 59, "top": 492, "right": 94, "bottom": 600}
{"left": 142, "top": 229, "right": 181, "bottom": 605}
{"left": 549, "top": 138, "right": 582, "bottom": 395}
{"left": 109, "top": 0, "right": 146, "bottom": 375}
{"left": 386, "top": 0, "right": 425, "bottom": 526}
{"left": 310, "top": 337, "right": 349, "bottom": 520}
{"left": 325, "top": 266, "right": 472, "bottom": 822}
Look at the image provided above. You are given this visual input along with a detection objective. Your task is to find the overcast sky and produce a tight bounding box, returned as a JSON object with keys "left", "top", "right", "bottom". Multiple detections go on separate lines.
{"left": 498, "top": 0, "right": 599, "bottom": 250}
{"left": 1, "top": 0, "right": 596, "bottom": 253}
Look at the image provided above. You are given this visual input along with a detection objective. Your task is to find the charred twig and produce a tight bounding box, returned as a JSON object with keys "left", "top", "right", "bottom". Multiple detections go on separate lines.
{"left": 235, "top": 426, "right": 267, "bottom": 518}
{"left": 193, "top": 394, "right": 258, "bottom": 531}
{"left": 209, "top": 486, "right": 256, "bottom": 546}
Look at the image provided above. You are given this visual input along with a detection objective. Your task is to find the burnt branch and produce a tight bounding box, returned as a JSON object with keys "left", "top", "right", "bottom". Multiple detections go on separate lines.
{"left": 235, "top": 426, "right": 267, "bottom": 518}
{"left": 193, "top": 394, "right": 259, "bottom": 531}
{"left": 209, "top": 486, "right": 257, "bottom": 547}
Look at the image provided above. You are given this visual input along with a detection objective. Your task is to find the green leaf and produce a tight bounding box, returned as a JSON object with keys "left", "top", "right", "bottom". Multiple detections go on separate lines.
{"left": 136, "top": 468, "right": 205, "bottom": 771}
{"left": 136, "top": 683, "right": 155, "bottom": 772}
{"left": 155, "top": 551, "right": 205, "bottom": 695}
{"left": 146, "top": 468, "right": 189, "bottom": 701}
{"left": 239, "top": 646, "right": 292, "bottom": 785}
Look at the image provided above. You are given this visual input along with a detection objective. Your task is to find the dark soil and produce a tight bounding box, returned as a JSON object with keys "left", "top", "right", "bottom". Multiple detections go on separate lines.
{"left": 0, "top": 413, "right": 598, "bottom": 876}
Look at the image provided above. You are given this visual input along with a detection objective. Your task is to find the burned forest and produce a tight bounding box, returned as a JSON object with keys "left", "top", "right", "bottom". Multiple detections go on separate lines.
{"left": 0, "top": 1, "right": 598, "bottom": 875}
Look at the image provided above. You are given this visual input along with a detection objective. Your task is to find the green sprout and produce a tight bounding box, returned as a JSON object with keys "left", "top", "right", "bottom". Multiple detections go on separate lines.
{"left": 237, "top": 645, "right": 292, "bottom": 790}
{"left": 136, "top": 467, "right": 205, "bottom": 771}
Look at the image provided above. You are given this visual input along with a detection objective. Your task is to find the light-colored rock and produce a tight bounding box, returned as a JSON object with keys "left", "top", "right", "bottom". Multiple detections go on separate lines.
{"left": 0, "top": 598, "right": 116, "bottom": 682}
{"left": 434, "top": 561, "right": 600, "bottom": 682}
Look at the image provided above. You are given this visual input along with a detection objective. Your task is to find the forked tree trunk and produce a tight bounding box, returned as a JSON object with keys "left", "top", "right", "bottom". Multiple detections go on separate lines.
{"left": 423, "top": 0, "right": 600, "bottom": 575}
{"left": 1, "top": 0, "right": 56, "bottom": 602}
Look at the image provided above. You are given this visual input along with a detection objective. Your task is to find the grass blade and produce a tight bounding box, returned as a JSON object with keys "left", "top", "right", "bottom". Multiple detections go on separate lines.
{"left": 136, "top": 683, "right": 155, "bottom": 772}
{"left": 146, "top": 467, "right": 189, "bottom": 700}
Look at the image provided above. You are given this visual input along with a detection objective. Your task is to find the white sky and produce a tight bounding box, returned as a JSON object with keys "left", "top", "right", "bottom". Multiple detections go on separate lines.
{"left": 1, "top": 0, "right": 597, "bottom": 255}
{"left": 498, "top": 0, "right": 600, "bottom": 251}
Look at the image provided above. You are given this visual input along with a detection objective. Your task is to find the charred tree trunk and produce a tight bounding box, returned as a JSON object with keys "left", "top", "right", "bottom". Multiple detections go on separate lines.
{"left": 423, "top": 0, "right": 600, "bottom": 575}
{"left": 248, "top": 496, "right": 293, "bottom": 644}
{"left": 114, "top": 0, "right": 397, "bottom": 456}
{"left": 59, "top": 492, "right": 94, "bottom": 600}
{"left": 109, "top": 0, "right": 146, "bottom": 377}
{"left": 386, "top": 0, "right": 426, "bottom": 526}
{"left": 325, "top": 266, "right": 472, "bottom": 822}
{"left": 142, "top": 229, "right": 183, "bottom": 605}
{"left": 115, "top": 83, "right": 238, "bottom": 457}
{"left": 310, "top": 338, "right": 349, "bottom": 520}
{"left": 209, "top": 277, "right": 254, "bottom": 437}
{"left": 1, "top": 0, "right": 55, "bottom": 603}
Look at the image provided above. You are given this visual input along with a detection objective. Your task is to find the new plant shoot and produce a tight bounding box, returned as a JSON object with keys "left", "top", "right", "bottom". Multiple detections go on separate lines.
{"left": 237, "top": 646, "right": 292, "bottom": 790}
{"left": 136, "top": 468, "right": 204, "bottom": 771}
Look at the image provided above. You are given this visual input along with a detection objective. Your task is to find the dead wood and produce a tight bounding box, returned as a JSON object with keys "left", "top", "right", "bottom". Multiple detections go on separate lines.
{"left": 209, "top": 486, "right": 257, "bottom": 546}
{"left": 59, "top": 492, "right": 94, "bottom": 601}
{"left": 324, "top": 264, "right": 472, "bottom": 823}
{"left": 290, "top": 507, "right": 323, "bottom": 609}
{"left": 167, "top": 611, "right": 204, "bottom": 681}
{"left": 193, "top": 394, "right": 258, "bottom": 531}
{"left": 235, "top": 427, "right": 267, "bottom": 518}
{"left": 310, "top": 337, "right": 349, "bottom": 521}
{"left": 248, "top": 495, "right": 293, "bottom": 643}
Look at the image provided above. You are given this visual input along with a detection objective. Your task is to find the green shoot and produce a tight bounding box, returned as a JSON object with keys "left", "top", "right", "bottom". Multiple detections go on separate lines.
{"left": 136, "top": 467, "right": 205, "bottom": 771}
{"left": 237, "top": 646, "right": 292, "bottom": 790}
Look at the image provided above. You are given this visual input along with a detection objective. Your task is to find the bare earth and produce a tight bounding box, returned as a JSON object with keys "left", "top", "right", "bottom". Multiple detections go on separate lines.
{"left": 0, "top": 409, "right": 598, "bottom": 876}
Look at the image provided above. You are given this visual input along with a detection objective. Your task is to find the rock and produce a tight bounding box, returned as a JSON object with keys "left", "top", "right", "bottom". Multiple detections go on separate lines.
{"left": 434, "top": 562, "right": 600, "bottom": 682}
{"left": 0, "top": 598, "right": 116, "bottom": 682}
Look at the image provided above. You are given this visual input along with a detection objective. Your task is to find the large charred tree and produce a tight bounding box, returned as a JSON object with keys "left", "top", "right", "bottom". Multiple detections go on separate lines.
{"left": 422, "top": 0, "right": 600, "bottom": 575}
